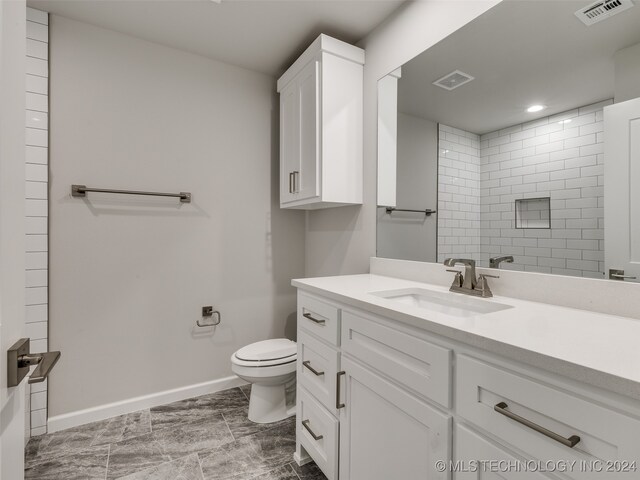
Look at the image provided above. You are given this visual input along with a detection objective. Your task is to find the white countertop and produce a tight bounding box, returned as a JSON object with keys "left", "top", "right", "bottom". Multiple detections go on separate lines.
{"left": 292, "top": 273, "right": 640, "bottom": 401}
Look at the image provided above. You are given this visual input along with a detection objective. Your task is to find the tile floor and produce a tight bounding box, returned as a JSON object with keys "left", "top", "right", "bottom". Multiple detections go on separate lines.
{"left": 25, "top": 385, "right": 327, "bottom": 480}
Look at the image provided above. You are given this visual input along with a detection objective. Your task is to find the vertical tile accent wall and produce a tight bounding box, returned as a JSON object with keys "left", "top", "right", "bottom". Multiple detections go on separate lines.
{"left": 479, "top": 100, "right": 609, "bottom": 278}
{"left": 25, "top": 7, "right": 49, "bottom": 437}
{"left": 437, "top": 125, "right": 481, "bottom": 263}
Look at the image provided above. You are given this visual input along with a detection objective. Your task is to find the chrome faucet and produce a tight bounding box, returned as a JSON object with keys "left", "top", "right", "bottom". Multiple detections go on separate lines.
{"left": 443, "top": 258, "right": 497, "bottom": 298}
{"left": 443, "top": 258, "right": 477, "bottom": 289}
{"left": 490, "top": 255, "right": 514, "bottom": 269}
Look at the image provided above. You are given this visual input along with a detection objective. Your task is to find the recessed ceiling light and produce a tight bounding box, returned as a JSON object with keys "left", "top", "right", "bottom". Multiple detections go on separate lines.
{"left": 527, "top": 105, "right": 546, "bottom": 113}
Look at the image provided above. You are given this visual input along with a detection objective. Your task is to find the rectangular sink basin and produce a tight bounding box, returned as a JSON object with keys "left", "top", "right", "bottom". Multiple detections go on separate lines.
{"left": 371, "top": 288, "right": 512, "bottom": 318}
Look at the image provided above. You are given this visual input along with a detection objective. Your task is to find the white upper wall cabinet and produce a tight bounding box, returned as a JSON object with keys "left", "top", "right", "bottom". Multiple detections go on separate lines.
{"left": 277, "top": 34, "right": 364, "bottom": 209}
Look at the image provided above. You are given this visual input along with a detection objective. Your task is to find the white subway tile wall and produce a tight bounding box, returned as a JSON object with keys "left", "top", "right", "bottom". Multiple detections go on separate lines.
{"left": 26, "top": 7, "right": 48, "bottom": 437}
{"left": 437, "top": 100, "right": 608, "bottom": 278}
{"left": 437, "top": 125, "right": 481, "bottom": 263}
{"left": 479, "top": 100, "right": 609, "bottom": 278}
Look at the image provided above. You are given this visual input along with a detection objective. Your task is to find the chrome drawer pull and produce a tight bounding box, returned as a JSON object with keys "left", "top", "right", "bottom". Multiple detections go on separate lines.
{"left": 303, "top": 312, "right": 325, "bottom": 325}
{"left": 494, "top": 402, "right": 581, "bottom": 448}
{"left": 303, "top": 360, "right": 324, "bottom": 376}
{"left": 301, "top": 419, "right": 323, "bottom": 441}
{"left": 336, "top": 371, "right": 346, "bottom": 409}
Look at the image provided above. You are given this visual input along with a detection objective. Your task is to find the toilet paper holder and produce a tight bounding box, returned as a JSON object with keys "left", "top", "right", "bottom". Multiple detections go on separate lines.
{"left": 196, "top": 306, "right": 221, "bottom": 327}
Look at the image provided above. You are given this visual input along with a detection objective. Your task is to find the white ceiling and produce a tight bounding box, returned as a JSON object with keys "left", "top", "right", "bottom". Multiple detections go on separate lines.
{"left": 28, "top": 0, "right": 405, "bottom": 76}
{"left": 396, "top": 0, "right": 640, "bottom": 134}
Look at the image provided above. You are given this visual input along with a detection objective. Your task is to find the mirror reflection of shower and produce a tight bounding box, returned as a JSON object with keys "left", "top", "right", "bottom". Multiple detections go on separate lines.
{"left": 376, "top": 0, "right": 640, "bottom": 280}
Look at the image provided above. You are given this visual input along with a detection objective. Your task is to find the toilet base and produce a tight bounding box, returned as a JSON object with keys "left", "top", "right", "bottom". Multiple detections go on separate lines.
{"left": 248, "top": 382, "right": 296, "bottom": 424}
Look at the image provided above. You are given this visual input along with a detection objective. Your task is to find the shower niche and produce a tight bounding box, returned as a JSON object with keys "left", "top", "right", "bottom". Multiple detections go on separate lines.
{"left": 515, "top": 197, "right": 551, "bottom": 230}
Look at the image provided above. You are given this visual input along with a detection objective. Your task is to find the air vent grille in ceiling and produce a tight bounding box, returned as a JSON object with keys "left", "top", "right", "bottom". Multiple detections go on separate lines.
{"left": 433, "top": 70, "right": 474, "bottom": 91}
{"left": 575, "top": 0, "right": 634, "bottom": 25}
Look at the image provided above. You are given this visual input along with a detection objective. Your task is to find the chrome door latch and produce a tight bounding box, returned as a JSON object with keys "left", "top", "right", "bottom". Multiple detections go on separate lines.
{"left": 7, "top": 338, "right": 60, "bottom": 388}
{"left": 609, "top": 269, "right": 637, "bottom": 281}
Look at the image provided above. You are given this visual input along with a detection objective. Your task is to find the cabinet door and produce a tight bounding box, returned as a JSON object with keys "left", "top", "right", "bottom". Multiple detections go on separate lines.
{"left": 280, "top": 80, "right": 299, "bottom": 204}
{"left": 296, "top": 59, "right": 320, "bottom": 201}
{"left": 338, "top": 356, "right": 451, "bottom": 480}
{"left": 456, "top": 424, "right": 555, "bottom": 480}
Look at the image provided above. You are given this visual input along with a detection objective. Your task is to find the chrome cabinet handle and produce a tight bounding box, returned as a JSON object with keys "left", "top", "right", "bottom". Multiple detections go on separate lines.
{"left": 288, "top": 172, "right": 294, "bottom": 193}
{"left": 292, "top": 171, "right": 299, "bottom": 193}
{"left": 301, "top": 419, "right": 323, "bottom": 440}
{"left": 303, "top": 312, "right": 325, "bottom": 325}
{"left": 303, "top": 360, "right": 324, "bottom": 376}
{"left": 336, "top": 371, "right": 346, "bottom": 409}
{"left": 494, "top": 402, "right": 580, "bottom": 448}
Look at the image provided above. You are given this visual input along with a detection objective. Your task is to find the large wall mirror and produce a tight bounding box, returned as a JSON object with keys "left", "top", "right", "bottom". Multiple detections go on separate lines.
{"left": 377, "top": 0, "right": 640, "bottom": 281}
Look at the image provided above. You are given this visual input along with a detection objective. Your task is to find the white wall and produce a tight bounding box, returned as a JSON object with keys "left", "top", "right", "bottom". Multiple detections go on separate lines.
{"left": 0, "top": 0, "right": 27, "bottom": 474}
{"left": 304, "top": 0, "right": 501, "bottom": 277}
{"left": 48, "top": 16, "right": 305, "bottom": 419}
{"left": 25, "top": 7, "right": 49, "bottom": 437}
{"left": 614, "top": 42, "right": 640, "bottom": 104}
{"left": 377, "top": 113, "right": 437, "bottom": 262}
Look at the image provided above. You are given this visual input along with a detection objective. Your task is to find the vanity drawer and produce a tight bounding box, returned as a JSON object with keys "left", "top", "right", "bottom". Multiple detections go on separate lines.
{"left": 457, "top": 355, "right": 640, "bottom": 479}
{"left": 341, "top": 310, "right": 452, "bottom": 408}
{"left": 298, "top": 330, "right": 340, "bottom": 413}
{"left": 456, "top": 424, "right": 555, "bottom": 479}
{"left": 298, "top": 293, "right": 340, "bottom": 346}
{"left": 298, "top": 386, "right": 339, "bottom": 480}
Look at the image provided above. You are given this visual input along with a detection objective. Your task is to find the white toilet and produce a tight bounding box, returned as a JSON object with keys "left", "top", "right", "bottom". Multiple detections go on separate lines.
{"left": 231, "top": 338, "right": 297, "bottom": 424}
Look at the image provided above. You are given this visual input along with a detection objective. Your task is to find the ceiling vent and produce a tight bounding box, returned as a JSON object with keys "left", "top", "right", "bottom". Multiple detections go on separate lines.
{"left": 575, "top": 0, "right": 635, "bottom": 26}
{"left": 433, "top": 70, "right": 474, "bottom": 91}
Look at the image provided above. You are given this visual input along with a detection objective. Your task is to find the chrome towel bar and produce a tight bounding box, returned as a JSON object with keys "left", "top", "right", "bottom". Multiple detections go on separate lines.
{"left": 384, "top": 207, "right": 436, "bottom": 216}
{"left": 71, "top": 184, "right": 191, "bottom": 203}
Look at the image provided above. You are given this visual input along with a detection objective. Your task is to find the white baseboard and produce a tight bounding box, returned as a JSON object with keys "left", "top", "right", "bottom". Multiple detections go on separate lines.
{"left": 47, "top": 375, "right": 247, "bottom": 433}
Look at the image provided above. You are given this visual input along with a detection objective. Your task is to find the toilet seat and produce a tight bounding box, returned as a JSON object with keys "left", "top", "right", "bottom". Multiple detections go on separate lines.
{"left": 232, "top": 338, "right": 296, "bottom": 367}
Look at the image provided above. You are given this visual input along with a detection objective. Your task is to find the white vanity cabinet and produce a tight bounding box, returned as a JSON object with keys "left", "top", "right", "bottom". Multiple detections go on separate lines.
{"left": 277, "top": 34, "right": 364, "bottom": 210}
{"left": 295, "top": 292, "right": 452, "bottom": 480}
{"left": 294, "top": 288, "right": 640, "bottom": 480}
